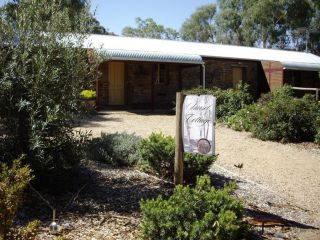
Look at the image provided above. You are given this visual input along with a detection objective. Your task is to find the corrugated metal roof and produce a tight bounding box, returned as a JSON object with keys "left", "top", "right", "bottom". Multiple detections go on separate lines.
{"left": 98, "top": 49, "right": 203, "bottom": 64}
{"left": 282, "top": 62, "right": 320, "bottom": 71}
{"left": 85, "top": 34, "right": 320, "bottom": 71}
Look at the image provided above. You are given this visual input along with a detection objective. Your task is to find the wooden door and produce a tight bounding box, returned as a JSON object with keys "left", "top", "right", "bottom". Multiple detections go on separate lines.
{"left": 232, "top": 67, "right": 243, "bottom": 88}
{"left": 108, "top": 62, "right": 125, "bottom": 105}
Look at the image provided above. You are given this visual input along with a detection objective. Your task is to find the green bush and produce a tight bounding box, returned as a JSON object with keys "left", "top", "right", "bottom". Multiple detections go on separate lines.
{"left": 0, "top": 0, "right": 98, "bottom": 181}
{"left": 227, "top": 86, "right": 320, "bottom": 143}
{"left": 184, "top": 153, "right": 217, "bottom": 183}
{"left": 139, "top": 175, "right": 250, "bottom": 240}
{"left": 80, "top": 90, "right": 97, "bottom": 100}
{"left": 138, "top": 133, "right": 175, "bottom": 178}
{"left": 138, "top": 133, "right": 216, "bottom": 182}
{"left": 252, "top": 93, "right": 319, "bottom": 143}
{"left": 184, "top": 83, "right": 252, "bottom": 121}
{"left": 315, "top": 116, "right": 320, "bottom": 144}
{"left": 226, "top": 104, "right": 261, "bottom": 132}
{"left": 87, "top": 132, "right": 142, "bottom": 166}
{"left": 0, "top": 158, "right": 33, "bottom": 240}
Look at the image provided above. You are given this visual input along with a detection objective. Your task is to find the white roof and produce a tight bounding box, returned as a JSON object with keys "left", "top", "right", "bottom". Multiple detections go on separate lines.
{"left": 84, "top": 34, "right": 320, "bottom": 71}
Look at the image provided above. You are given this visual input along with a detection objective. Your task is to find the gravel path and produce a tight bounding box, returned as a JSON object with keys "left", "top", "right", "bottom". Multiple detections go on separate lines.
{"left": 79, "top": 111, "right": 320, "bottom": 215}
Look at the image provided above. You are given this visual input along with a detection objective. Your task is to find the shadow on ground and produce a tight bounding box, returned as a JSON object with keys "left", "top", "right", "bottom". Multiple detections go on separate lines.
{"left": 20, "top": 161, "right": 173, "bottom": 224}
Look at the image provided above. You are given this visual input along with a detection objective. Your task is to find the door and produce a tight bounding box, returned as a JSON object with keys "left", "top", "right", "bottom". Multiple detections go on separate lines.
{"left": 232, "top": 67, "right": 243, "bottom": 88}
{"left": 108, "top": 62, "right": 125, "bottom": 105}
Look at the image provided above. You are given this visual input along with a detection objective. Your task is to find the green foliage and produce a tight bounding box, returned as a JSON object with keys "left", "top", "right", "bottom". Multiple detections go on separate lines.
{"left": 0, "top": 0, "right": 99, "bottom": 177}
{"left": 215, "top": 0, "right": 245, "bottom": 45}
{"left": 253, "top": 91, "right": 319, "bottom": 143}
{"left": 80, "top": 90, "right": 97, "bottom": 100}
{"left": 139, "top": 175, "right": 250, "bottom": 240}
{"left": 138, "top": 133, "right": 175, "bottom": 178}
{"left": 87, "top": 132, "right": 142, "bottom": 166}
{"left": 315, "top": 116, "right": 320, "bottom": 144}
{"left": 180, "top": 4, "right": 217, "bottom": 42}
{"left": 138, "top": 133, "right": 216, "bottom": 182}
{"left": 227, "top": 86, "right": 320, "bottom": 143}
{"left": 184, "top": 153, "right": 217, "bottom": 183}
{"left": 182, "top": 1, "right": 319, "bottom": 53}
{"left": 0, "top": 158, "right": 33, "bottom": 240}
{"left": 184, "top": 83, "right": 252, "bottom": 121}
{"left": 1, "top": 0, "right": 110, "bottom": 35}
{"left": 18, "top": 220, "right": 41, "bottom": 240}
{"left": 226, "top": 104, "right": 261, "bottom": 132}
{"left": 122, "top": 17, "right": 179, "bottom": 40}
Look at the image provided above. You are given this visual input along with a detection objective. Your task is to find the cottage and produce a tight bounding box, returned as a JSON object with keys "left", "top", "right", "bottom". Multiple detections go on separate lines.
{"left": 84, "top": 34, "right": 320, "bottom": 109}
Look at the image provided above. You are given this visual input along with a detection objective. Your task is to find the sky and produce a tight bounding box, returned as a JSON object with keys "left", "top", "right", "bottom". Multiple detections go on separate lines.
{"left": 90, "top": 0, "right": 215, "bottom": 35}
{"left": 0, "top": 0, "right": 215, "bottom": 35}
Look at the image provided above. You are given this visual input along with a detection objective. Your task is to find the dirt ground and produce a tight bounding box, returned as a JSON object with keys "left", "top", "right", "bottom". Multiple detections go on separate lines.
{"left": 78, "top": 111, "right": 320, "bottom": 216}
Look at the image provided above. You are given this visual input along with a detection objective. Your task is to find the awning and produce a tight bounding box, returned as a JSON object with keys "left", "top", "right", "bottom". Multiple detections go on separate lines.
{"left": 282, "top": 61, "right": 320, "bottom": 71}
{"left": 98, "top": 49, "right": 203, "bottom": 65}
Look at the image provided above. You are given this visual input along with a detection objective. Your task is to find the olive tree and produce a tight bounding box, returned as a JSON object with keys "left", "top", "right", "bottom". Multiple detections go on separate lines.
{"left": 0, "top": 0, "right": 99, "bottom": 176}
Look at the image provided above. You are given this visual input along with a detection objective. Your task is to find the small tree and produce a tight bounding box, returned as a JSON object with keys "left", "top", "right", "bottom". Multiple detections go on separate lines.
{"left": 0, "top": 0, "right": 99, "bottom": 175}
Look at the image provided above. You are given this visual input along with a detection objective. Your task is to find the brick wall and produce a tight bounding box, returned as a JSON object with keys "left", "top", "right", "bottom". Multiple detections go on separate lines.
{"left": 97, "top": 62, "right": 108, "bottom": 106}
{"left": 126, "top": 62, "right": 152, "bottom": 107}
{"left": 97, "top": 58, "right": 260, "bottom": 108}
{"left": 204, "top": 58, "right": 259, "bottom": 98}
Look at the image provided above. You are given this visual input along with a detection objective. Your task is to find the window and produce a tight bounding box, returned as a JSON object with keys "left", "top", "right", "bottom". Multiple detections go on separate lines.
{"left": 155, "top": 64, "right": 168, "bottom": 84}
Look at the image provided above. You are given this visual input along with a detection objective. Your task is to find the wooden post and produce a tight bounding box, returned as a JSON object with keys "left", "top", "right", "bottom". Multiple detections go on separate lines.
{"left": 174, "top": 92, "right": 184, "bottom": 185}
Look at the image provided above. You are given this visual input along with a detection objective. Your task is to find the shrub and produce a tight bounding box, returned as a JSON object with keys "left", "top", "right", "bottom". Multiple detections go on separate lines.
{"left": 228, "top": 86, "right": 320, "bottom": 143}
{"left": 18, "top": 220, "right": 41, "bottom": 240}
{"left": 184, "top": 83, "right": 252, "bottom": 121}
{"left": 0, "top": 158, "right": 33, "bottom": 240}
{"left": 315, "top": 116, "right": 320, "bottom": 144}
{"left": 184, "top": 153, "right": 217, "bottom": 183}
{"left": 80, "top": 90, "right": 97, "bottom": 100}
{"left": 139, "top": 175, "right": 250, "bottom": 240}
{"left": 138, "top": 133, "right": 175, "bottom": 178}
{"left": 87, "top": 132, "right": 142, "bottom": 166}
{"left": 138, "top": 133, "right": 216, "bottom": 183}
{"left": 226, "top": 104, "right": 261, "bottom": 132}
{"left": 251, "top": 93, "right": 319, "bottom": 143}
{"left": 0, "top": 0, "right": 98, "bottom": 180}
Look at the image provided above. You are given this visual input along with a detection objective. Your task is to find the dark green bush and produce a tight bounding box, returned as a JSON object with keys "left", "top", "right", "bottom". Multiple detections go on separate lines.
{"left": 184, "top": 83, "right": 252, "bottom": 120}
{"left": 139, "top": 175, "right": 250, "bottom": 240}
{"left": 87, "top": 132, "right": 142, "bottom": 166}
{"left": 227, "top": 86, "right": 320, "bottom": 143}
{"left": 184, "top": 153, "right": 217, "bottom": 183}
{"left": 0, "top": 158, "right": 33, "bottom": 240}
{"left": 138, "top": 133, "right": 216, "bottom": 182}
{"left": 252, "top": 94, "right": 319, "bottom": 143}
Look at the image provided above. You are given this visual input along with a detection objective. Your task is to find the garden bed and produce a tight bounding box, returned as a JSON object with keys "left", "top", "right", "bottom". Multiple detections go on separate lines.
{"left": 19, "top": 160, "right": 320, "bottom": 239}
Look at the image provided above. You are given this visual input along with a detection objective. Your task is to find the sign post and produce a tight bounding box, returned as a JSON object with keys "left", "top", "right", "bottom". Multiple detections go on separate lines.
{"left": 174, "top": 92, "right": 185, "bottom": 185}
{"left": 174, "top": 93, "right": 216, "bottom": 185}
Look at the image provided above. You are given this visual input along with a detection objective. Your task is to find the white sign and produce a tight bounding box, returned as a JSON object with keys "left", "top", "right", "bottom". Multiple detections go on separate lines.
{"left": 182, "top": 95, "right": 216, "bottom": 156}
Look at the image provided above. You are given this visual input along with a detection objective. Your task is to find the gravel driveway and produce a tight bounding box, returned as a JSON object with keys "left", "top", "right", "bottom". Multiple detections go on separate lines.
{"left": 78, "top": 110, "right": 320, "bottom": 238}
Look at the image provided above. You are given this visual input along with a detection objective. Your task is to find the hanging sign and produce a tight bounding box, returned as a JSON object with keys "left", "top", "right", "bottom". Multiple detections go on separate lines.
{"left": 182, "top": 95, "right": 216, "bottom": 156}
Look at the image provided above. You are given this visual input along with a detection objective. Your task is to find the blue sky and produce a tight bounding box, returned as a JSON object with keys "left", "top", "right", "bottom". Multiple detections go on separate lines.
{"left": 0, "top": 0, "right": 215, "bottom": 35}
